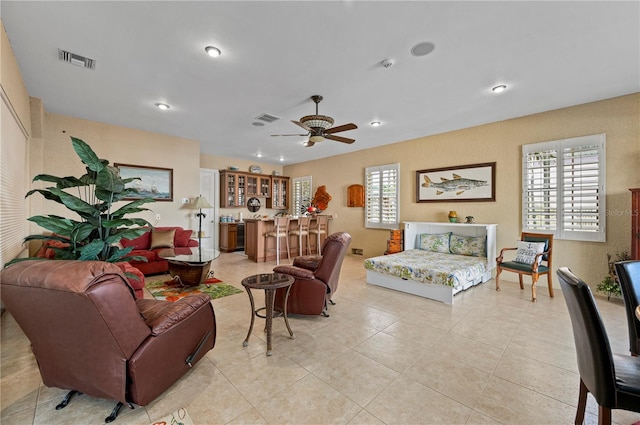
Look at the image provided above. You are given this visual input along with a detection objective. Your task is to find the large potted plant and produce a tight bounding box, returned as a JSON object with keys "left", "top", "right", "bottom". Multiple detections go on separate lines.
{"left": 10, "top": 137, "right": 154, "bottom": 265}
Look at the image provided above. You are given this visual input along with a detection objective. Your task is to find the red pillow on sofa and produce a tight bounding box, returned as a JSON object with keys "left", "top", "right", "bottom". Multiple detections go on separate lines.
{"left": 174, "top": 228, "right": 193, "bottom": 247}
{"left": 121, "top": 230, "right": 151, "bottom": 250}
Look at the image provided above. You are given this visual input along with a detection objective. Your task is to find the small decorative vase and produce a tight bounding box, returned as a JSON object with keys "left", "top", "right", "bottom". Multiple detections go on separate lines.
{"left": 448, "top": 211, "right": 458, "bottom": 223}
{"left": 465, "top": 216, "right": 474, "bottom": 224}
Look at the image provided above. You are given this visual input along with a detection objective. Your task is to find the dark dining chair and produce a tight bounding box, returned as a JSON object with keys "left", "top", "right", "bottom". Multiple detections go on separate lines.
{"left": 557, "top": 267, "right": 640, "bottom": 425}
{"left": 614, "top": 260, "right": 640, "bottom": 356}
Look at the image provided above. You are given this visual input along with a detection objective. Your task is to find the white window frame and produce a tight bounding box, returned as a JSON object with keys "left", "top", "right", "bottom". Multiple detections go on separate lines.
{"left": 365, "top": 163, "right": 400, "bottom": 229}
{"left": 292, "top": 176, "right": 312, "bottom": 216}
{"left": 522, "top": 134, "right": 606, "bottom": 242}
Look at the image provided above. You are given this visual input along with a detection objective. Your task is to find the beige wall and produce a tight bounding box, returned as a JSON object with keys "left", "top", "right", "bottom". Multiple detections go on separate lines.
{"left": 32, "top": 112, "right": 202, "bottom": 233}
{"left": 284, "top": 93, "right": 640, "bottom": 287}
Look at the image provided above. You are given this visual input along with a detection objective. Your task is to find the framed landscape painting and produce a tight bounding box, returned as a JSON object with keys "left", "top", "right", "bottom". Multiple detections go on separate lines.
{"left": 115, "top": 164, "right": 173, "bottom": 201}
{"left": 416, "top": 162, "right": 496, "bottom": 202}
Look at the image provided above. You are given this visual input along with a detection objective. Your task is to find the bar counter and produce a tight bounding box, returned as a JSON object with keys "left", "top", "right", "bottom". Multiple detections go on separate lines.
{"left": 243, "top": 216, "right": 330, "bottom": 262}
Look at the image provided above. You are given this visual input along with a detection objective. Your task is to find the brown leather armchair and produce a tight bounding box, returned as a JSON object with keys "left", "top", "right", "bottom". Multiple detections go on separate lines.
{"left": 273, "top": 232, "right": 351, "bottom": 316}
{"left": 0, "top": 260, "right": 216, "bottom": 422}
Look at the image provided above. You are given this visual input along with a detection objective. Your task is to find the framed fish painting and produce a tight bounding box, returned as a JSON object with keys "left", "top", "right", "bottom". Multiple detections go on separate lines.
{"left": 416, "top": 162, "right": 496, "bottom": 202}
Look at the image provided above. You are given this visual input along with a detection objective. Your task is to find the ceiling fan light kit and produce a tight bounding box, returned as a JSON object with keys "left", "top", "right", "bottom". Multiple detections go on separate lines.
{"left": 272, "top": 95, "right": 357, "bottom": 147}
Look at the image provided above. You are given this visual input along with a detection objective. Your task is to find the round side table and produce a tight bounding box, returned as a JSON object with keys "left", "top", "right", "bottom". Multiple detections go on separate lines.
{"left": 241, "top": 272, "right": 295, "bottom": 356}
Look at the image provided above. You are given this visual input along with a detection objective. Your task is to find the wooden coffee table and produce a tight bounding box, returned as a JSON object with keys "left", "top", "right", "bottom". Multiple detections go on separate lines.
{"left": 157, "top": 248, "right": 219, "bottom": 287}
{"left": 241, "top": 273, "right": 295, "bottom": 356}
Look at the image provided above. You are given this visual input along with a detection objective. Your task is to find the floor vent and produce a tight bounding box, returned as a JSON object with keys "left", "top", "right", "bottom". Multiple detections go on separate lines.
{"left": 58, "top": 49, "right": 96, "bottom": 70}
{"left": 255, "top": 113, "right": 280, "bottom": 123}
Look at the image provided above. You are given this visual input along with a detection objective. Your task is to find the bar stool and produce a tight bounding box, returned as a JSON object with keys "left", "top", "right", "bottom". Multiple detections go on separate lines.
{"left": 264, "top": 216, "right": 290, "bottom": 265}
{"left": 309, "top": 215, "right": 329, "bottom": 255}
{"left": 289, "top": 216, "right": 311, "bottom": 256}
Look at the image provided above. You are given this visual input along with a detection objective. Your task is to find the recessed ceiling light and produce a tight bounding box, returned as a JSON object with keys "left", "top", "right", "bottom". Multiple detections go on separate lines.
{"left": 279, "top": 157, "right": 284, "bottom": 162}
{"left": 492, "top": 84, "right": 507, "bottom": 93}
{"left": 256, "top": 153, "right": 262, "bottom": 158}
{"left": 155, "top": 103, "right": 170, "bottom": 110}
{"left": 370, "top": 121, "right": 382, "bottom": 127}
{"left": 411, "top": 41, "right": 435, "bottom": 57}
{"left": 205, "top": 46, "right": 221, "bottom": 57}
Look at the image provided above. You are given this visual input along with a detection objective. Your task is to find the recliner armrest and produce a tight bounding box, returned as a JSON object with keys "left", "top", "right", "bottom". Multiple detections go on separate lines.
{"left": 273, "top": 265, "right": 315, "bottom": 280}
{"left": 292, "top": 255, "right": 322, "bottom": 271}
{"left": 136, "top": 294, "right": 211, "bottom": 336}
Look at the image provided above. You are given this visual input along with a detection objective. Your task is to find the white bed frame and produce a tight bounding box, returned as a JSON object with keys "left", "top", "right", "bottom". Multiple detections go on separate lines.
{"left": 366, "top": 221, "right": 497, "bottom": 304}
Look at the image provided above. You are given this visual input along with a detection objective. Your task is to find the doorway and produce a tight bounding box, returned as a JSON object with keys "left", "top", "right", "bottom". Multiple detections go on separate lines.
{"left": 199, "top": 169, "right": 219, "bottom": 250}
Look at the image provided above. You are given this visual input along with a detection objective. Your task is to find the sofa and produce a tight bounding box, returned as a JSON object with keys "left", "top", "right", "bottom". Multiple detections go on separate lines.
{"left": 36, "top": 239, "right": 146, "bottom": 299}
{"left": 0, "top": 260, "right": 216, "bottom": 422}
{"left": 120, "top": 226, "right": 198, "bottom": 275}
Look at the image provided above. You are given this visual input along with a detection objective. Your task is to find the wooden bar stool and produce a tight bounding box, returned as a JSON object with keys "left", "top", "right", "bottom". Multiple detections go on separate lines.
{"left": 309, "top": 215, "right": 329, "bottom": 255}
{"left": 264, "top": 216, "right": 290, "bottom": 265}
{"left": 289, "top": 216, "right": 311, "bottom": 256}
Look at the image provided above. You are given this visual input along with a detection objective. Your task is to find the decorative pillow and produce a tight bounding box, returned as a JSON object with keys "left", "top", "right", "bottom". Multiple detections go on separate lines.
{"left": 418, "top": 232, "right": 451, "bottom": 253}
{"left": 120, "top": 229, "right": 151, "bottom": 250}
{"left": 514, "top": 241, "right": 546, "bottom": 265}
{"left": 450, "top": 234, "right": 486, "bottom": 257}
{"left": 150, "top": 229, "right": 176, "bottom": 249}
{"left": 174, "top": 228, "right": 193, "bottom": 247}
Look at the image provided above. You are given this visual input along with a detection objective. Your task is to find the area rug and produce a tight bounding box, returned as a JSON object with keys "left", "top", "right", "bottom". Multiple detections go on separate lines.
{"left": 150, "top": 407, "right": 194, "bottom": 425}
{"left": 147, "top": 276, "right": 242, "bottom": 302}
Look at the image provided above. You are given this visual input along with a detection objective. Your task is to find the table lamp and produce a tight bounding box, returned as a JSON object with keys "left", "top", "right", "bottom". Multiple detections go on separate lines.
{"left": 186, "top": 195, "right": 213, "bottom": 256}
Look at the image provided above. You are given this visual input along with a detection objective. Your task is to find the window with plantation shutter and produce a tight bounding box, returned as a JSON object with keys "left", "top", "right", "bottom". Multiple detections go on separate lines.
{"left": 292, "top": 176, "right": 312, "bottom": 216}
{"left": 522, "top": 134, "right": 605, "bottom": 242}
{"left": 365, "top": 163, "right": 400, "bottom": 229}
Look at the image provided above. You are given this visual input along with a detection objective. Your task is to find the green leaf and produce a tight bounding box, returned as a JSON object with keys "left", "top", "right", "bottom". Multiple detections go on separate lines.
{"left": 32, "top": 175, "right": 87, "bottom": 189}
{"left": 25, "top": 189, "right": 63, "bottom": 204}
{"left": 96, "top": 166, "right": 124, "bottom": 193}
{"left": 106, "top": 246, "right": 134, "bottom": 262}
{"left": 78, "top": 239, "right": 106, "bottom": 261}
{"left": 72, "top": 137, "right": 105, "bottom": 173}
{"left": 70, "top": 222, "right": 95, "bottom": 242}
{"left": 49, "top": 188, "right": 98, "bottom": 216}
{"left": 27, "top": 216, "right": 73, "bottom": 235}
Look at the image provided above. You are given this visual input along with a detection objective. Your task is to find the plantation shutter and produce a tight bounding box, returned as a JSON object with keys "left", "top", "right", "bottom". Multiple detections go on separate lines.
{"left": 292, "top": 176, "right": 312, "bottom": 216}
{"left": 1, "top": 93, "right": 29, "bottom": 266}
{"left": 522, "top": 134, "right": 605, "bottom": 242}
{"left": 365, "top": 163, "right": 400, "bottom": 229}
{"left": 560, "top": 137, "right": 605, "bottom": 240}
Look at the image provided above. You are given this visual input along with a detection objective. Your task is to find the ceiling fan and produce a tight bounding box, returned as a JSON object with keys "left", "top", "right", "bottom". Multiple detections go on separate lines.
{"left": 271, "top": 95, "right": 357, "bottom": 147}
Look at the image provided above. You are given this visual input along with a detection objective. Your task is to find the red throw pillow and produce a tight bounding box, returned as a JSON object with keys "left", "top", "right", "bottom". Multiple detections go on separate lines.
{"left": 174, "top": 228, "right": 193, "bottom": 247}
{"left": 121, "top": 229, "right": 151, "bottom": 250}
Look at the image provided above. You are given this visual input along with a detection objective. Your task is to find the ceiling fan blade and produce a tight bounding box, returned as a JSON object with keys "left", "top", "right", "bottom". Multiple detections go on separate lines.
{"left": 271, "top": 133, "right": 308, "bottom": 137}
{"left": 292, "top": 120, "right": 312, "bottom": 132}
{"left": 325, "top": 134, "right": 355, "bottom": 144}
{"left": 303, "top": 141, "right": 315, "bottom": 147}
{"left": 325, "top": 123, "right": 357, "bottom": 134}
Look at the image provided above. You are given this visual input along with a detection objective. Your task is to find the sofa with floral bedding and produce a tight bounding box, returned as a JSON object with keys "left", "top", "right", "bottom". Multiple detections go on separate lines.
{"left": 119, "top": 226, "right": 198, "bottom": 275}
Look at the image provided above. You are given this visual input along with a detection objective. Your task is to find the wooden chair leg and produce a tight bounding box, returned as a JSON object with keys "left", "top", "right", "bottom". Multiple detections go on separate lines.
{"left": 518, "top": 274, "right": 524, "bottom": 290}
{"left": 575, "top": 379, "right": 587, "bottom": 425}
{"left": 547, "top": 273, "right": 554, "bottom": 298}
{"left": 597, "top": 405, "right": 611, "bottom": 425}
{"left": 495, "top": 267, "right": 502, "bottom": 291}
{"left": 531, "top": 273, "right": 539, "bottom": 302}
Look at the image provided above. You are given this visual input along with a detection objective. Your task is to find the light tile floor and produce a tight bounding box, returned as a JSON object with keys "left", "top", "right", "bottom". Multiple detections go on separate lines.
{"left": 2, "top": 253, "right": 639, "bottom": 425}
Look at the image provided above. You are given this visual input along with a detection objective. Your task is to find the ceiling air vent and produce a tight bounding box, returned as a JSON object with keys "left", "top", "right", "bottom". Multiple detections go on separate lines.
{"left": 58, "top": 49, "right": 96, "bottom": 70}
{"left": 254, "top": 113, "right": 280, "bottom": 124}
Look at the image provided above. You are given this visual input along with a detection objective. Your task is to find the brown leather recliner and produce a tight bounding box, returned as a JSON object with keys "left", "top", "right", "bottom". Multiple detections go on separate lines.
{"left": 0, "top": 260, "right": 216, "bottom": 422}
{"left": 273, "top": 232, "right": 351, "bottom": 316}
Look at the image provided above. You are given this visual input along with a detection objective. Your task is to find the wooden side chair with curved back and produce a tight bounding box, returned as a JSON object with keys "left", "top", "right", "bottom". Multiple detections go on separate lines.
{"left": 289, "top": 216, "right": 311, "bottom": 256}
{"left": 264, "top": 216, "right": 290, "bottom": 265}
{"left": 309, "top": 215, "right": 330, "bottom": 255}
{"left": 495, "top": 232, "right": 554, "bottom": 302}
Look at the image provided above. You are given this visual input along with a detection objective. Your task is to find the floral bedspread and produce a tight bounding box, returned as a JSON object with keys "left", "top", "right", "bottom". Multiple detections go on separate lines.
{"left": 363, "top": 250, "right": 488, "bottom": 288}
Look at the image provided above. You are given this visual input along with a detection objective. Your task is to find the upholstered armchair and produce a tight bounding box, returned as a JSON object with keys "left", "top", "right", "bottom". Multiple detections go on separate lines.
{"left": 496, "top": 232, "right": 554, "bottom": 302}
{"left": 0, "top": 260, "right": 216, "bottom": 422}
{"left": 273, "top": 232, "right": 351, "bottom": 316}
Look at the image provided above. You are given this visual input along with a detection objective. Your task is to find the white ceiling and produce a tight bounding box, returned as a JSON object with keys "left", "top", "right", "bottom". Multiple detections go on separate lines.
{"left": 2, "top": 1, "right": 639, "bottom": 165}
